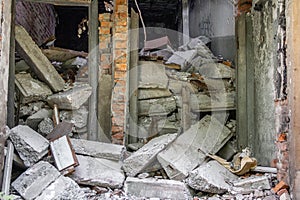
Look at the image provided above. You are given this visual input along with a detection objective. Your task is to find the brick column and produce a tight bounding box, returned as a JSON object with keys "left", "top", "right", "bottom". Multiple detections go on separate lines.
{"left": 111, "top": 0, "right": 128, "bottom": 144}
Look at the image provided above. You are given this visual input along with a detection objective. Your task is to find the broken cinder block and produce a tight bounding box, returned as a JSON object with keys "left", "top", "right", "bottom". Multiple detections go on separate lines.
{"left": 157, "top": 115, "right": 232, "bottom": 180}
{"left": 70, "top": 138, "right": 125, "bottom": 161}
{"left": 124, "top": 177, "right": 192, "bottom": 200}
{"left": 123, "top": 133, "right": 177, "bottom": 177}
{"left": 47, "top": 83, "right": 92, "bottom": 110}
{"left": 70, "top": 155, "right": 125, "bottom": 189}
{"left": 186, "top": 160, "right": 238, "bottom": 194}
{"left": 10, "top": 125, "right": 49, "bottom": 167}
{"left": 12, "top": 161, "right": 61, "bottom": 200}
{"left": 15, "top": 25, "right": 65, "bottom": 92}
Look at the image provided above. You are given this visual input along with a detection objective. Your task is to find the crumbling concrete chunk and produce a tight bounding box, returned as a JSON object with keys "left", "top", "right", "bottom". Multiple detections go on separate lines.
{"left": 186, "top": 161, "right": 238, "bottom": 194}
{"left": 70, "top": 155, "right": 125, "bottom": 189}
{"left": 123, "top": 133, "right": 177, "bottom": 177}
{"left": 233, "top": 176, "right": 271, "bottom": 192}
{"left": 12, "top": 161, "right": 61, "bottom": 200}
{"left": 124, "top": 177, "right": 192, "bottom": 200}
{"left": 15, "top": 73, "right": 53, "bottom": 103}
{"left": 198, "top": 63, "right": 235, "bottom": 79}
{"left": 38, "top": 117, "right": 54, "bottom": 136}
{"left": 26, "top": 108, "right": 53, "bottom": 130}
{"left": 15, "top": 25, "right": 65, "bottom": 92}
{"left": 138, "top": 88, "right": 172, "bottom": 100}
{"left": 35, "top": 176, "right": 89, "bottom": 200}
{"left": 166, "top": 50, "right": 197, "bottom": 71}
{"left": 138, "top": 96, "right": 177, "bottom": 116}
{"left": 157, "top": 115, "right": 232, "bottom": 180}
{"left": 10, "top": 125, "right": 49, "bottom": 167}
{"left": 47, "top": 83, "right": 92, "bottom": 110}
{"left": 70, "top": 138, "right": 125, "bottom": 161}
{"left": 60, "top": 106, "right": 88, "bottom": 132}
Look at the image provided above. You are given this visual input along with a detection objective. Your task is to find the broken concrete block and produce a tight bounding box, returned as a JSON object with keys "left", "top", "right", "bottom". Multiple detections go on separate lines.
{"left": 233, "top": 176, "right": 271, "bottom": 191}
{"left": 19, "top": 102, "right": 45, "bottom": 118}
{"left": 70, "top": 138, "right": 125, "bottom": 161}
{"left": 166, "top": 50, "right": 198, "bottom": 71}
{"left": 12, "top": 161, "right": 61, "bottom": 200}
{"left": 124, "top": 177, "right": 192, "bottom": 200}
{"left": 47, "top": 83, "right": 92, "bottom": 110}
{"left": 168, "top": 79, "right": 197, "bottom": 94}
{"left": 198, "top": 63, "right": 235, "bottom": 79}
{"left": 60, "top": 106, "right": 88, "bottom": 132}
{"left": 70, "top": 155, "right": 125, "bottom": 189}
{"left": 38, "top": 118, "right": 54, "bottom": 137}
{"left": 35, "top": 175, "right": 86, "bottom": 200}
{"left": 186, "top": 161, "right": 238, "bottom": 194}
{"left": 26, "top": 108, "right": 53, "bottom": 130}
{"left": 157, "top": 115, "right": 232, "bottom": 180}
{"left": 10, "top": 125, "right": 49, "bottom": 167}
{"left": 123, "top": 133, "right": 177, "bottom": 177}
{"left": 15, "top": 25, "right": 65, "bottom": 92}
{"left": 138, "top": 88, "right": 172, "bottom": 100}
{"left": 15, "top": 73, "right": 53, "bottom": 103}
{"left": 138, "top": 96, "right": 177, "bottom": 116}
{"left": 138, "top": 61, "right": 169, "bottom": 89}
{"left": 217, "top": 140, "right": 238, "bottom": 161}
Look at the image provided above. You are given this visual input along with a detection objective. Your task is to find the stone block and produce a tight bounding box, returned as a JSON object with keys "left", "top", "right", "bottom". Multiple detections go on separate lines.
{"left": 70, "top": 155, "right": 125, "bottom": 189}
{"left": 123, "top": 133, "right": 177, "bottom": 177}
{"left": 138, "top": 96, "right": 177, "bottom": 116}
{"left": 70, "top": 138, "right": 125, "bottom": 161}
{"left": 47, "top": 83, "right": 92, "bottom": 110}
{"left": 10, "top": 125, "right": 49, "bottom": 167}
{"left": 12, "top": 161, "right": 61, "bottom": 200}
{"left": 15, "top": 73, "right": 53, "bottom": 104}
{"left": 157, "top": 115, "right": 232, "bottom": 180}
{"left": 124, "top": 177, "right": 192, "bottom": 200}
{"left": 186, "top": 161, "right": 238, "bottom": 194}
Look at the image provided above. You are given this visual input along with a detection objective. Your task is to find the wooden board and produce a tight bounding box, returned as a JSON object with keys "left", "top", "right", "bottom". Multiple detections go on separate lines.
{"left": 42, "top": 47, "right": 88, "bottom": 62}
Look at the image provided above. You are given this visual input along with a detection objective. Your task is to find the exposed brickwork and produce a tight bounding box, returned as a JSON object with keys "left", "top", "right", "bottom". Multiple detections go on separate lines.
{"left": 99, "top": 13, "right": 113, "bottom": 75}
{"left": 111, "top": 0, "right": 128, "bottom": 144}
{"left": 237, "top": 0, "right": 252, "bottom": 15}
{"left": 15, "top": 1, "right": 56, "bottom": 46}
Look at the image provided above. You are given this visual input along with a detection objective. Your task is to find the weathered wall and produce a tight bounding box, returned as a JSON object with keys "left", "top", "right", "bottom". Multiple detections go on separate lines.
{"left": 15, "top": 1, "right": 56, "bottom": 46}
{"left": 250, "top": 0, "right": 277, "bottom": 166}
{"left": 189, "top": 0, "right": 235, "bottom": 61}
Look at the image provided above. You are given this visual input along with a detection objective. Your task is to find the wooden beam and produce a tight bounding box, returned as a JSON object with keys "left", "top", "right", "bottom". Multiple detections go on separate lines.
{"left": 22, "top": 0, "right": 91, "bottom": 6}
{"left": 87, "top": 0, "right": 99, "bottom": 141}
{"left": 128, "top": 8, "right": 139, "bottom": 144}
{"left": 0, "top": 0, "right": 13, "bottom": 188}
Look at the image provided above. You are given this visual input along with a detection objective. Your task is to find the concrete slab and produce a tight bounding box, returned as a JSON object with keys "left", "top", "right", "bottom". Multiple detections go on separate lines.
{"left": 15, "top": 73, "right": 53, "bottom": 104}
{"left": 166, "top": 50, "right": 198, "bottom": 71}
{"left": 124, "top": 177, "right": 192, "bottom": 200}
{"left": 157, "top": 115, "right": 232, "bottom": 180}
{"left": 60, "top": 106, "right": 88, "bottom": 132}
{"left": 35, "top": 176, "right": 88, "bottom": 200}
{"left": 26, "top": 108, "right": 53, "bottom": 130}
{"left": 138, "top": 61, "right": 169, "bottom": 89}
{"left": 138, "top": 96, "right": 177, "bottom": 116}
{"left": 10, "top": 125, "right": 49, "bottom": 167}
{"left": 198, "top": 63, "right": 235, "bottom": 79}
{"left": 123, "top": 133, "right": 177, "bottom": 177}
{"left": 70, "top": 138, "right": 125, "bottom": 161}
{"left": 47, "top": 83, "right": 92, "bottom": 110}
{"left": 186, "top": 160, "right": 238, "bottom": 194}
{"left": 12, "top": 161, "right": 61, "bottom": 200}
{"left": 15, "top": 25, "right": 65, "bottom": 92}
{"left": 233, "top": 176, "right": 271, "bottom": 191}
{"left": 138, "top": 88, "right": 172, "bottom": 100}
{"left": 70, "top": 155, "right": 125, "bottom": 189}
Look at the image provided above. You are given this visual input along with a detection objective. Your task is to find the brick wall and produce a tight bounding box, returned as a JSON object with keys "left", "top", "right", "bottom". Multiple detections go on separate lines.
{"left": 110, "top": 0, "right": 128, "bottom": 144}
{"left": 15, "top": 1, "right": 56, "bottom": 46}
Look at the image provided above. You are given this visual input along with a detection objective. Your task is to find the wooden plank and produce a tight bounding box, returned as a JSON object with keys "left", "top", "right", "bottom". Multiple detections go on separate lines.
{"left": 0, "top": 0, "right": 13, "bottom": 187}
{"left": 42, "top": 47, "right": 88, "bottom": 62}
{"left": 236, "top": 14, "right": 248, "bottom": 150}
{"left": 182, "top": 0, "right": 189, "bottom": 45}
{"left": 87, "top": 0, "right": 99, "bottom": 141}
{"left": 22, "top": 0, "right": 90, "bottom": 6}
{"left": 128, "top": 8, "right": 139, "bottom": 144}
{"left": 15, "top": 25, "right": 65, "bottom": 92}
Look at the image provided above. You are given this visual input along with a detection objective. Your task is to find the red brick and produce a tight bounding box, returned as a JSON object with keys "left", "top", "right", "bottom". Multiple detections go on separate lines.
{"left": 99, "top": 27, "right": 111, "bottom": 34}
{"left": 116, "top": 20, "right": 127, "bottom": 26}
{"left": 115, "top": 57, "right": 127, "bottom": 64}
{"left": 101, "top": 21, "right": 112, "bottom": 28}
{"left": 117, "top": 5, "right": 127, "bottom": 13}
{"left": 114, "top": 33, "right": 128, "bottom": 41}
{"left": 115, "top": 25, "right": 128, "bottom": 33}
{"left": 111, "top": 125, "right": 123, "bottom": 133}
{"left": 115, "top": 40, "right": 127, "bottom": 49}
{"left": 115, "top": 0, "right": 127, "bottom": 5}
{"left": 114, "top": 70, "right": 127, "bottom": 79}
{"left": 99, "top": 13, "right": 111, "bottom": 21}
{"left": 272, "top": 181, "right": 289, "bottom": 194}
{"left": 101, "top": 54, "right": 111, "bottom": 63}
{"left": 116, "top": 12, "right": 128, "bottom": 19}
{"left": 99, "top": 42, "right": 109, "bottom": 49}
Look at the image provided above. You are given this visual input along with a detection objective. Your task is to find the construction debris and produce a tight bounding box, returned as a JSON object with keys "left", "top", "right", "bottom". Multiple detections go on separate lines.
{"left": 70, "top": 138, "right": 125, "bottom": 161}
{"left": 124, "top": 177, "right": 192, "bottom": 200}
{"left": 15, "top": 25, "right": 65, "bottom": 92}
{"left": 25, "top": 108, "right": 53, "bottom": 130}
{"left": 232, "top": 176, "right": 271, "bottom": 192}
{"left": 123, "top": 133, "right": 177, "bottom": 177}
{"left": 70, "top": 155, "right": 125, "bottom": 189}
{"left": 10, "top": 125, "right": 49, "bottom": 167}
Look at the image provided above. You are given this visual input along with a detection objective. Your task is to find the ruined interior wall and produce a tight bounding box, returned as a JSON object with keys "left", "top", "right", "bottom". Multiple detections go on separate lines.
{"left": 189, "top": 0, "right": 236, "bottom": 61}
{"left": 250, "top": 0, "right": 277, "bottom": 166}
{"left": 15, "top": 1, "right": 56, "bottom": 46}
